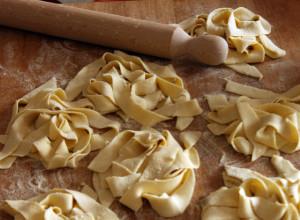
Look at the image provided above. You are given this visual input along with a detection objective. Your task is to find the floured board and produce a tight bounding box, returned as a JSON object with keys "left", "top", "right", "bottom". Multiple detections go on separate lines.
{"left": 0, "top": 0, "right": 299, "bottom": 219}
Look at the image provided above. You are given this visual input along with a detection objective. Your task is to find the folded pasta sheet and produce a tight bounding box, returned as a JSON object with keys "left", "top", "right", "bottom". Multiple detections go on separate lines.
{"left": 0, "top": 78, "right": 120, "bottom": 169}
{"left": 88, "top": 129, "right": 201, "bottom": 217}
{"left": 178, "top": 7, "right": 286, "bottom": 79}
{"left": 2, "top": 188, "right": 119, "bottom": 220}
{"left": 202, "top": 155, "right": 300, "bottom": 220}
{"left": 65, "top": 51, "right": 202, "bottom": 129}
{"left": 207, "top": 80, "right": 300, "bottom": 160}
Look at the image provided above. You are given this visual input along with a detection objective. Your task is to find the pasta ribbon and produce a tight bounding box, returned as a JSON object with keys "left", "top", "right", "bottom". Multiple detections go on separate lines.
{"left": 88, "top": 129, "right": 201, "bottom": 217}
{"left": 202, "top": 155, "right": 300, "bottom": 220}
{"left": 2, "top": 188, "right": 119, "bottom": 220}
{"left": 207, "top": 80, "right": 300, "bottom": 160}
{"left": 65, "top": 51, "right": 202, "bottom": 129}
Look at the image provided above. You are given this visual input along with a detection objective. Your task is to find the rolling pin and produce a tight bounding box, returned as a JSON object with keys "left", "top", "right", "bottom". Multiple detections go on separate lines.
{"left": 0, "top": 0, "right": 228, "bottom": 65}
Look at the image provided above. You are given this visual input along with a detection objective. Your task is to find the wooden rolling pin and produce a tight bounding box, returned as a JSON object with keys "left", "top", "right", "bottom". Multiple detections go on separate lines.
{"left": 0, "top": 0, "right": 228, "bottom": 65}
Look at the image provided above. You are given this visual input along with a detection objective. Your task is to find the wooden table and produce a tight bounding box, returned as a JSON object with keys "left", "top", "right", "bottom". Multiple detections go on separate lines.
{"left": 0, "top": 0, "right": 299, "bottom": 219}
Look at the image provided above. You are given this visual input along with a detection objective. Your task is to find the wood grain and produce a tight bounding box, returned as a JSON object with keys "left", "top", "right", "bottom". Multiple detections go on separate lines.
{"left": 0, "top": 0, "right": 299, "bottom": 219}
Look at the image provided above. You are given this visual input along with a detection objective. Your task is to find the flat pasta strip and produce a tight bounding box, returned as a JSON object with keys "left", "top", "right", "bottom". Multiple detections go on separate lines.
{"left": 0, "top": 78, "right": 120, "bottom": 169}
{"left": 88, "top": 129, "right": 201, "bottom": 217}
{"left": 206, "top": 80, "right": 300, "bottom": 160}
{"left": 226, "top": 63, "right": 263, "bottom": 80}
{"left": 202, "top": 155, "right": 300, "bottom": 220}
{"left": 65, "top": 51, "right": 202, "bottom": 129}
{"left": 178, "top": 7, "right": 286, "bottom": 79}
{"left": 2, "top": 188, "right": 119, "bottom": 220}
{"left": 258, "top": 35, "right": 286, "bottom": 58}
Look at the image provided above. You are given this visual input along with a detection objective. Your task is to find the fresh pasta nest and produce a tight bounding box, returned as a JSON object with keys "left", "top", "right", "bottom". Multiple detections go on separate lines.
{"left": 207, "top": 80, "right": 300, "bottom": 160}
{"left": 2, "top": 188, "right": 119, "bottom": 220}
{"left": 179, "top": 7, "right": 286, "bottom": 64}
{"left": 202, "top": 155, "right": 300, "bottom": 220}
{"left": 65, "top": 51, "right": 202, "bottom": 130}
{"left": 179, "top": 7, "right": 286, "bottom": 79}
{"left": 0, "top": 78, "right": 119, "bottom": 169}
{"left": 88, "top": 129, "right": 201, "bottom": 217}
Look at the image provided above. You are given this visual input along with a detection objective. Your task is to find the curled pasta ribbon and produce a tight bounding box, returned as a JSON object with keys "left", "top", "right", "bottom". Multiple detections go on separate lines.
{"left": 202, "top": 155, "right": 300, "bottom": 220}
{"left": 88, "top": 129, "right": 201, "bottom": 217}
{"left": 179, "top": 14, "right": 208, "bottom": 37}
{"left": 65, "top": 51, "right": 202, "bottom": 130}
{"left": 2, "top": 188, "right": 119, "bottom": 220}
{"left": 207, "top": 7, "right": 271, "bottom": 37}
{"left": 0, "top": 78, "right": 120, "bottom": 169}
{"left": 178, "top": 7, "right": 286, "bottom": 79}
{"left": 206, "top": 80, "right": 300, "bottom": 161}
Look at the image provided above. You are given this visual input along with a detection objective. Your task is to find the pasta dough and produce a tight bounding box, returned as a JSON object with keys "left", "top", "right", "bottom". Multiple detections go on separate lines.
{"left": 0, "top": 78, "right": 120, "bottom": 169}
{"left": 202, "top": 155, "right": 300, "bottom": 220}
{"left": 88, "top": 129, "right": 201, "bottom": 217}
{"left": 178, "top": 7, "right": 286, "bottom": 79}
{"left": 65, "top": 51, "right": 202, "bottom": 130}
{"left": 207, "top": 80, "right": 300, "bottom": 160}
{"left": 2, "top": 188, "right": 119, "bottom": 220}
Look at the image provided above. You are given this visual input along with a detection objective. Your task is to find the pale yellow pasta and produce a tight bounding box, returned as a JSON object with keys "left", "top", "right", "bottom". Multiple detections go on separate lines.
{"left": 178, "top": 7, "right": 286, "bottom": 79}
{"left": 0, "top": 78, "right": 120, "bottom": 169}
{"left": 88, "top": 129, "right": 201, "bottom": 217}
{"left": 2, "top": 188, "right": 119, "bottom": 220}
{"left": 202, "top": 155, "right": 300, "bottom": 220}
{"left": 65, "top": 51, "right": 202, "bottom": 130}
{"left": 206, "top": 80, "right": 300, "bottom": 160}
{"left": 226, "top": 63, "right": 263, "bottom": 79}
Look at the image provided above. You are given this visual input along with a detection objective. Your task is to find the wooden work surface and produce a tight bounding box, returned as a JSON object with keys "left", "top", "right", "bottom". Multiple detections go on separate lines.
{"left": 0, "top": 0, "right": 299, "bottom": 219}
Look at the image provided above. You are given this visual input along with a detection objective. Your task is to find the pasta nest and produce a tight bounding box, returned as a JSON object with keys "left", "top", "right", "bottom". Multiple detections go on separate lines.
{"left": 3, "top": 189, "right": 119, "bottom": 220}
{"left": 179, "top": 7, "right": 286, "bottom": 65}
{"left": 65, "top": 51, "right": 202, "bottom": 130}
{"left": 207, "top": 80, "right": 300, "bottom": 160}
{"left": 0, "top": 79, "right": 119, "bottom": 169}
{"left": 88, "top": 129, "right": 201, "bottom": 217}
{"left": 202, "top": 155, "right": 300, "bottom": 220}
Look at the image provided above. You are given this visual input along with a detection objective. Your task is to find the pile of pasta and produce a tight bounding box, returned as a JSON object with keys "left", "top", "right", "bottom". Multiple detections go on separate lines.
{"left": 0, "top": 78, "right": 120, "bottom": 169}
{"left": 179, "top": 7, "right": 286, "bottom": 79}
{"left": 0, "top": 51, "right": 202, "bottom": 170}
{"left": 88, "top": 129, "right": 201, "bottom": 217}
{"left": 3, "top": 188, "right": 119, "bottom": 220}
{"left": 65, "top": 51, "right": 202, "bottom": 130}
{"left": 0, "top": 51, "right": 202, "bottom": 218}
{"left": 202, "top": 155, "right": 300, "bottom": 219}
{"left": 207, "top": 80, "right": 300, "bottom": 160}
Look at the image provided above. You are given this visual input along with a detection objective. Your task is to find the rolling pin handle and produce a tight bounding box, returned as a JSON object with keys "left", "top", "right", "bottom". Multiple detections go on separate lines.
{"left": 170, "top": 27, "right": 228, "bottom": 65}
